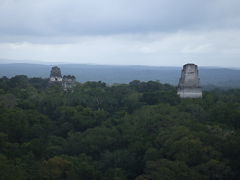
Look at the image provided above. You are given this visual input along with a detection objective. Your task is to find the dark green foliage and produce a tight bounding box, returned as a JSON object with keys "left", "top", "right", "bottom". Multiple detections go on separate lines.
{"left": 0, "top": 76, "right": 240, "bottom": 179}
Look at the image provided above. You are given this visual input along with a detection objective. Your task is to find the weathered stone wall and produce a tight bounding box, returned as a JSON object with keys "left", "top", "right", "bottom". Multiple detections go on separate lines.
{"left": 49, "top": 66, "right": 62, "bottom": 82}
{"left": 177, "top": 88, "right": 202, "bottom": 98}
{"left": 62, "top": 75, "right": 76, "bottom": 90}
{"left": 177, "top": 64, "right": 202, "bottom": 98}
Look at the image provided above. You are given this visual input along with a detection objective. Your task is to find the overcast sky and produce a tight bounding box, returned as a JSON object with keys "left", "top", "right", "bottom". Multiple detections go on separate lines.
{"left": 0, "top": 0, "right": 240, "bottom": 67}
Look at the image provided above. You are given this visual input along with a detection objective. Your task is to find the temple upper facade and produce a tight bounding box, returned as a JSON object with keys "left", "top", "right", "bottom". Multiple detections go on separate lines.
{"left": 177, "top": 63, "right": 202, "bottom": 98}
{"left": 49, "top": 66, "right": 76, "bottom": 90}
{"left": 49, "top": 66, "right": 62, "bottom": 82}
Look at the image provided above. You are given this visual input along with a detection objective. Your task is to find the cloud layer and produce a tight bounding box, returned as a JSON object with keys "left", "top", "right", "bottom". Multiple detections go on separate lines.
{"left": 0, "top": 0, "right": 240, "bottom": 66}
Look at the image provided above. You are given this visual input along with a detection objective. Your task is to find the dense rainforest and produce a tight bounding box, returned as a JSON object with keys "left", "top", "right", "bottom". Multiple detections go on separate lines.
{"left": 0, "top": 75, "right": 240, "bottom": 180}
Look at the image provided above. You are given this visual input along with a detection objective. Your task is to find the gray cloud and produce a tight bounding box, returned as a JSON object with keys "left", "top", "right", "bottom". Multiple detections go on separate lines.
{"left": 1, "top": 30, "right": 240, "bottom": 67}
{"left": 1, "top": 0, "right": 240, "bottom": 67}
{"left": 1, "top": 0, "right": 240, "bottom": 37}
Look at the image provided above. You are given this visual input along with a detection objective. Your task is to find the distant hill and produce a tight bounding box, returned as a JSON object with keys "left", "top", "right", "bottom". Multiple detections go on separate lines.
{"left": 0, "top": 63, "right": 240, "bottom": 88}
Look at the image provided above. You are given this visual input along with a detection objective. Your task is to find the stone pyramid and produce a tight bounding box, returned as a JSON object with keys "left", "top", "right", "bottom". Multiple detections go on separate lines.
{"left": 177, "top": 63, "right": 202, "bottom": 98}
{"left": 49, "top": 66, "right": 62, "bottom": 82}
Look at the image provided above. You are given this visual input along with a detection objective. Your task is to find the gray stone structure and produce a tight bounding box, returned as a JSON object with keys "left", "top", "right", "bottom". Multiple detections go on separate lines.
{"left": 62, "top": 75, "right": 76, "bottom": 91}
{"left": 49, "top": 66, "right": 62, "bottom": 83}
{"left": 177, "top": 63, "right": 202, "bottom": 98}
{"left": 49, "top": 66, "right": 76, "bottom": 91}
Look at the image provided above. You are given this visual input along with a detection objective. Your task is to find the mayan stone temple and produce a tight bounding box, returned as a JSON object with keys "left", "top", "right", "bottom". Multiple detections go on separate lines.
{"left": 49, "top": 66, "right": 62, "bottom": 83}
{"left": 177, "top": 63, "right": 202, "bottom": 98}
{"left": 49, "top": 66, "right": 76, "bottom": 90}
{"left": 62, "top": 75, "right": 76, "bottom": 91}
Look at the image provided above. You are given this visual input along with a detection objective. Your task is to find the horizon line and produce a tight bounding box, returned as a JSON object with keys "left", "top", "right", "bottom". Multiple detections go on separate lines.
{"left": 0, "top": 62, "right": 239, "bottom": 70}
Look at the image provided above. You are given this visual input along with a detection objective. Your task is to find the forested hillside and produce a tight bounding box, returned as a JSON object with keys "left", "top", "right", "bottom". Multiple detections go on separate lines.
{"left": 0, "top": 75, "right": 240, "bottom": 180}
